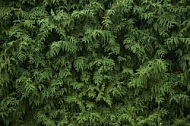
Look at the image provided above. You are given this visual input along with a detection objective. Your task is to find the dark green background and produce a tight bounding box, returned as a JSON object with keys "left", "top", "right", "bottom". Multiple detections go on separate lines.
{"left": 0, "top": 0, "right": 190, "bottom": 125}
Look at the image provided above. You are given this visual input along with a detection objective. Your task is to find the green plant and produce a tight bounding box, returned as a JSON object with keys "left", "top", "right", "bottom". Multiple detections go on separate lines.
{"left": 0, "top": 0, "right": 190, "bottom": 125}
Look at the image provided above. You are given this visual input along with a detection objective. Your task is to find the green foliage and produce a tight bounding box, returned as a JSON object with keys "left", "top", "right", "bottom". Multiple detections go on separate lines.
{"left": 0, "top": 0, "right": 190, "bottom": 125}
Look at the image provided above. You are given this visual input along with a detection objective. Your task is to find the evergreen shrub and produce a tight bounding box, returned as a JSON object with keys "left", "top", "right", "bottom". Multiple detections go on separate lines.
{"left": 0, "top": 0, "right": 190, "bottom": 125}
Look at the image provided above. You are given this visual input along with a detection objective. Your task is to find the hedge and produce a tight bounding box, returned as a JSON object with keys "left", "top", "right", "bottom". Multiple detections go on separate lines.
{"left": 0, "top": 0, "right": 190, "bottom": 125}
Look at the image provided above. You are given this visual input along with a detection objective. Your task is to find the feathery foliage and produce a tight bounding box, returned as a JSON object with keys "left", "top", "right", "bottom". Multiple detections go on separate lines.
{"left": 0, "top": 0, "right": 190, "bottom": 125}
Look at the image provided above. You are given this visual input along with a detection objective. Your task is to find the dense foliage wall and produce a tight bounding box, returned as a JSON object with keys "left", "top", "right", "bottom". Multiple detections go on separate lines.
{"left": 0, "top": 0, "right": 190, "bottom": 125}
